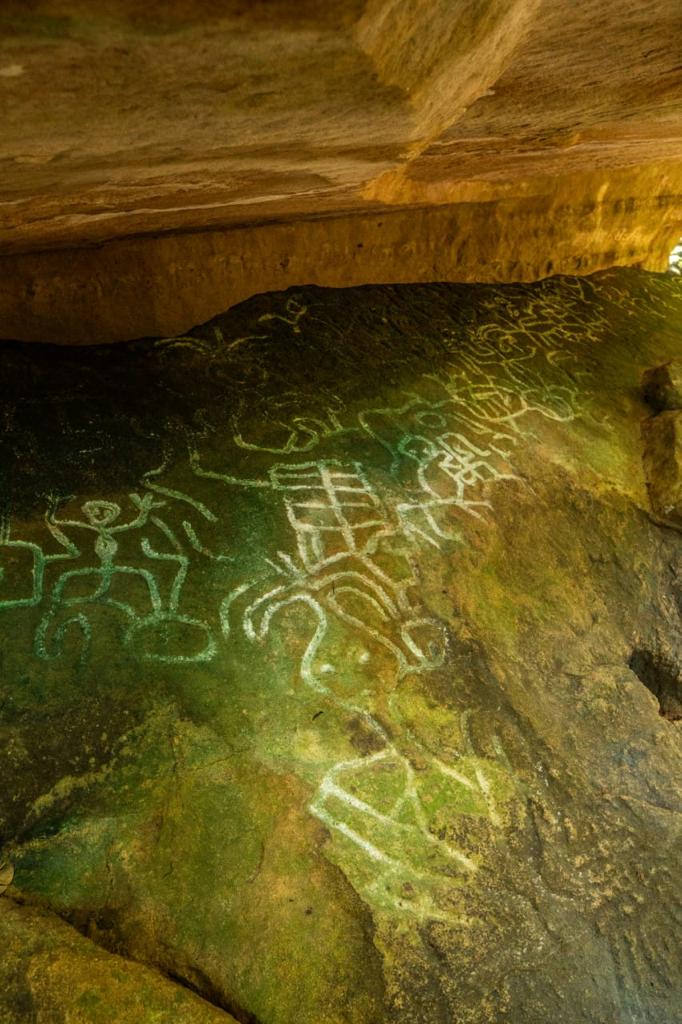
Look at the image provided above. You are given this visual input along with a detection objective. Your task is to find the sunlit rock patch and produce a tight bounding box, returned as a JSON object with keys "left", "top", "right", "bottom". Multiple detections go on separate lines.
{"left": 1, "top": 269, "right": 682, "bottom": 1023}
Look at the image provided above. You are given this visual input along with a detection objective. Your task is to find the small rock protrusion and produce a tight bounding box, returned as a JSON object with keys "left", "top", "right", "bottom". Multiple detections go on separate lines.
{"left": 642, "top": 360, "right": 682, "bottom": 412}
{"left": 0, "top": 860, "right": 14, "bottom": 896}
{"left": 629, "top": 648, "right": 682, "bottom": 722}
{"left": 642, "top": 411, "right": 682, "bottom": 524}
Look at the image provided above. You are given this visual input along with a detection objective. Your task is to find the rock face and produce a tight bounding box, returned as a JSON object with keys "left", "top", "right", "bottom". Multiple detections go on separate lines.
{"left": 642, "top": 410, "right": 682, "bottom": 524}
{"left": 1, "top": 268, "right": 682, "bottom": 1022}
{"left": 0, "top": 901, "right": 237, "bottom": 1024}
{"left": 642, "top": 360, "right": 682, "bottom": 413}
{"left": 0, "top": 0, "right": 680, "bottom": 342}
{"left": 641, "top": 362, "right": 682, "bottom": 524}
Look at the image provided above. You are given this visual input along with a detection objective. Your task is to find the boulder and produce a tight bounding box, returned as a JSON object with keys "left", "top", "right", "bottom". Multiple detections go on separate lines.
{"left": 0, "top": 900, "right": 236, "bottom": 1024}
{"left": 1, "top": 268, "right": 682, "bottom": 1023}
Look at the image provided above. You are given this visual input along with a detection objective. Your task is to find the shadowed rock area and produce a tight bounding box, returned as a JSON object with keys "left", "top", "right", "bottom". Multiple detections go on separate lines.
{"left": 1, "top": 268, "right": 682, "bottom": 1022}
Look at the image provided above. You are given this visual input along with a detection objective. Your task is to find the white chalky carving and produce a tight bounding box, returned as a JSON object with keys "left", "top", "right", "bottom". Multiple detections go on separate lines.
{"left": 1, "top": 288, "right": 596, "bottom": 918}
{"left": 1, "top": 487, "right": 222, "bottom": 665}
{"left": 196, "top": 450, "right": 518, "bottom": 919}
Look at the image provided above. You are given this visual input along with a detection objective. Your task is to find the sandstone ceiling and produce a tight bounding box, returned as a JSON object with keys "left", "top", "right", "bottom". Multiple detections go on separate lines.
{"left": 0, "top": 0, "right": 681, "bottom": 342}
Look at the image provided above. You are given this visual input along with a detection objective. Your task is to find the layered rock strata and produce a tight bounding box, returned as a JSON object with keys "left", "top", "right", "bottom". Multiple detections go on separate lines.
{"left": 0, "top": 0, "right": 680, "bottom": 342}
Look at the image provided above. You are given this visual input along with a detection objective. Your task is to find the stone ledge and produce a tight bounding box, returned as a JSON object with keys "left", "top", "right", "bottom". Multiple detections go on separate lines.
{"left": 1, "top": 162, "right": 680, "bottom": 345}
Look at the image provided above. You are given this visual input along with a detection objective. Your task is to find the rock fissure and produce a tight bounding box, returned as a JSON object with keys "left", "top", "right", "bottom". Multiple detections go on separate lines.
{"left": 0, "top": 893, "right": 241, "bottom": 1022}
{"left": 18, "top": 892, "right": 255, "bottom": 1023}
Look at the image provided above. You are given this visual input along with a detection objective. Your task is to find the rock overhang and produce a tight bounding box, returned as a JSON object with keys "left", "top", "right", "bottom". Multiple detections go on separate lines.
{"left": 0, "top": 0, "right": 680, "bottom": 343}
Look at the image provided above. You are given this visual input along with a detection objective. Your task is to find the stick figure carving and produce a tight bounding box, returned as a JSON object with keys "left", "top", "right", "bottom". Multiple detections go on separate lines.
{"left": 0, "top": 493, "right": 217, "bottom": 665}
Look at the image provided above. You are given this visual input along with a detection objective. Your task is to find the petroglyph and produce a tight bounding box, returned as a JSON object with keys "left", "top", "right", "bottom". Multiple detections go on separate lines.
{"left": 6, "top": 271, "right": 682, "bottom": 1024}
{"left": 199, "top": 446, "right": 522, "bottom": 919}
{"left": 193, "top": 455, "right": 442, "bottom": 673}
{"left": 233, "top": 404, "right": 353, "bottom": 456}
{"left": 257, "top": 296, "right": 308, "bottom": 333}
{"left": 223, "top": 565, "right": 514, "bottom": 920}
{"left": 153, "top": 296, "right": 309, "bottom": 362}
{"left": 309, "top": 724, "right": 518, "bottom": 922}
{"left": 185, "top": 301, "right": 592, "bottom": 916}
{"left": 1, "top": 485, "right": 223, "bottom": 665}
{"left": 0, "top": 511, "right": 78, "bottom": 610}
{"left": 356, "top": 395, "right": 518, "bottom": 547}
{"left": 0, "top": 286, "right": 596, "bottom": 918}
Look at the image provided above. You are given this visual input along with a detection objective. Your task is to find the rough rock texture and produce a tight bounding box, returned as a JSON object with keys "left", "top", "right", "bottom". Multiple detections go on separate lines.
{"left": 0, "top": 900, "right": 237, "bottom": 1023}
{"left": 0, "top": 0, "right": 681, "bottom": 342}
{"left": 1, "top": 268, "right": 682, "bottom": 1022}
{"left": 642, "top": 360, "right": 682, "bottom": 412}
{"left": 642, "top": 411, "right": 682, "bottom": 525}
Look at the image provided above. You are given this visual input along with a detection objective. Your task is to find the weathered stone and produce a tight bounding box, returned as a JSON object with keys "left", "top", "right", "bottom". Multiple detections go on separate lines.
{"left": 1, "top": 0, "right": 679, "bottom": 256}
{"left": 0, "top": 0, "right": 681, "bottom": 342}
{"left": 2, "top": 166, "right": 681, "bottom": 345}
{"left": 1, "top": 268, "right": 682, "bottom": 1023}
{"left": 0, "top": 861, "right": 14, "bottom": 895}
{"left": 642, "top": 410, "right": 682, "bottom": 523}
{"left": 629, "top": 646, "right": 682, "bottom": 722}
{"left": 0, "top": 900, "right": 236, "bottom": 1023}
{"left": 642, "top": 360, "right": 682, "bottom": 412}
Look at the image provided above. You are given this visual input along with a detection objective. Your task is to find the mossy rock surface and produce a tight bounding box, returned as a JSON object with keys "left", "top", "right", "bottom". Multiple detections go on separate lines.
{"left": 0, "top": 900, "right": 236, "bottom": 1023}
{"left": 1, "top": 269, "right": 682, "bottom": 1022}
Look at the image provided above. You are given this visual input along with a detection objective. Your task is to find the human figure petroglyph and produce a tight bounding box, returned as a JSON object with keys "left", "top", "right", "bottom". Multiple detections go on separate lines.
{"left": 1, "top": 489, "right": 220, "bottom": 665}
{"left": 28, "top": 494, "right": 158, "bottom": 660}
{"left": 35, "top": 494, "right": 206, "bottom": 663}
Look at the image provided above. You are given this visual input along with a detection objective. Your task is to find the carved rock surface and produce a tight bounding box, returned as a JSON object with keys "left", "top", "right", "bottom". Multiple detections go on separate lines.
{"left": 642, "top": 410, "right": 682, "bottom": 524}
{"left": 0, "top": 0, "right": 681, "bottom": 341}
{"left": 1, "top": 268, "right": 682, "bottom": 1023}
